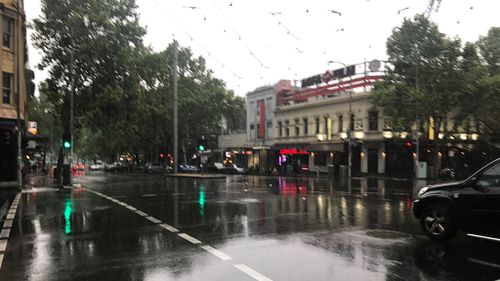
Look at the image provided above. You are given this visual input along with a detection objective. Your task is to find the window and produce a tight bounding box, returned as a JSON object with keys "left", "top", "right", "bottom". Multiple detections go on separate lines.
{"left": 295, "top": 119, "right": 300, "bottom": 136}
{"left": 278, "top": 121, "right": 282, "bottom": 137}
{"left": 2, "top": 72, "right": 12, "bottom": 104}
{"left": 285, "top": 120, "right": 290, "bottom": 137}
{"left": 350, "top": 114, "right": 355, "bottom": 131}
{"left": 369, "top": 110, "right": 379, "bottom": 131}
{"left": 267, "top": 121, "right": 272, "bottom": 128}
{"left": 266, "top": 97, "right": 272, "bottom": 105}
{"left": 477, "top": 163, "right": 500, "bottom": 188}
{"left": 324, "top": 116, "right": 329, "bottom": 135}
{"left": 338, "top": 115, "right": 343, "bottom": 132}
{"left": 315, "top": 118, "right": 320, "bottom": 134}
{"left": 3, "top": 17, "right": 12, "bottom": 48}
{"left": 303, "top": 118, "right": 308, "bottom": 135}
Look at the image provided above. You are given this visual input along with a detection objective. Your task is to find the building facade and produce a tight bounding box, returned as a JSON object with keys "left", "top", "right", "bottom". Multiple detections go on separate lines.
{"left": 274, "top": 62, "right": 387, "bottom": 176}
{"left": 0, "top": 0, "right": 29, "bottom": 183}
{"left": 245, "top": 80, "right": 293, "bottom": 172}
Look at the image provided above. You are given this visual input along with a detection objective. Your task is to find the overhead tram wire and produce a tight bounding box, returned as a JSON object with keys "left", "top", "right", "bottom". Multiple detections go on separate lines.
{"left": 150, "top": 0, "right": 243, "bottom": 80}
{"left": 269, "top": 12, "right": 301, "bottom": 42}
{"left": 210, "top": 0, "right": 269, "bottom": 70}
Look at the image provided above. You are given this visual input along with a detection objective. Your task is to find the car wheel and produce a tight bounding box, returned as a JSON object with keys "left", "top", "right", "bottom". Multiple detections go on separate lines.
{"left": 420, "top": 205, "right": 457, "bottom": 241}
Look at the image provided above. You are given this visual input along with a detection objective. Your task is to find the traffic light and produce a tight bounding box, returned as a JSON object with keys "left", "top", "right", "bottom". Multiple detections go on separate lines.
{"left": 197, "top": 143, "right": 205, "bottom": 152}
{"left": 197, "top": 138, "right": 206, "bottom": 152}
{"left": 63, "top": 131, "right": 71, "bottom": 149}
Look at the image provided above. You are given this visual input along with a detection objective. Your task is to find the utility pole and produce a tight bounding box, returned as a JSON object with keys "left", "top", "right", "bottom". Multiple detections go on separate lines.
{"left": 328, "top": 61, "right": 352, "bottom": 192}
{"left": 172, "top": 41, "right": 179, "bottom": 174}
{"left": 414, "top": 43, "right": 420, "bottom": 179}
{"left": 68, "top": 34, "right": 75, "bottom": 185}
{"left": 14, "top": 3, "right": 22, "bottom": 190}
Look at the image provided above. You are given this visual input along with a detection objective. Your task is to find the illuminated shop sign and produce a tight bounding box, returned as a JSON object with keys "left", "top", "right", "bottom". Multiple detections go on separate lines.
{"left": 279, "top": 148, "right": 309, "bottom": 155}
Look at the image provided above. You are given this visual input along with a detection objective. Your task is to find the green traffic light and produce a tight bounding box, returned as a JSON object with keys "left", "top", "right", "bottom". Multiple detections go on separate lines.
{"left": 63, "top": 141, "right": 71, "bottom": 149}
{"left": 198, "top": 145, "right": 205, "bottom": 151}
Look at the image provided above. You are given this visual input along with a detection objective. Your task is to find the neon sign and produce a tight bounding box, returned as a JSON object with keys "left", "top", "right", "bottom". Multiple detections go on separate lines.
{"left": 279, "top": 148, "right": 309, "bottom": 155}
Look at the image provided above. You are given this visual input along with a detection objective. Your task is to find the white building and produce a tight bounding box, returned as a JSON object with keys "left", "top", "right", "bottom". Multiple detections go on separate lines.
{"left": 245, "top": 80, "right": 293, "bottom": 172}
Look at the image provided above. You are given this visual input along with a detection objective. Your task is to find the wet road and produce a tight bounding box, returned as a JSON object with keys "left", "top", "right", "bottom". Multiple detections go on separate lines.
{"left": 0, "top": 173, "right": 499, "bottom": 281}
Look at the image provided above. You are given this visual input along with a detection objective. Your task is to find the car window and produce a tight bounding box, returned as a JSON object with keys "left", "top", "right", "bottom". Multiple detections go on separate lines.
{"left": 477, "top": 163, "right": 500, "bottom": 188}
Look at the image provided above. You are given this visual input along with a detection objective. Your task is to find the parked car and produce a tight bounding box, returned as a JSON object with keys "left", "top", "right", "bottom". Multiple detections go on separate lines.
{"left": 208, "top": 162, "right": 229, "bottom": 173}
{"left": 413, "top": 158, "right": 500, "bottom": 241}
{"left": 228, "top": 164, "right": 247, "bottom": 174}
{"left": 179, "top": 164, "right": 199, "bottom": 173}
{"left": 89, "top": 163, "right": 104, "bottom": 171}
{"left": 145, "top": 163, "right": 168, "bottom": 174}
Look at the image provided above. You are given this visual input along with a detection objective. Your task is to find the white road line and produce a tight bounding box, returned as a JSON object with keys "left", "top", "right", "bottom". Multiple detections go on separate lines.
{"left": 8, "top": 210, "right": 16, "bottom": 214}
{"left": 126, "top": 205, "right": 137, "bottom": 211}
{"left": 159, "top": 223, "right": 179, "bottom": 233}
{"left": 0, "top": 254, "right": 3, "bottom": 268}
{"left": 200, "top": 245, "right": 232, "bottom": 261}
{"left": 467, "top": 233, "right": 500, "bottom": 243}
{"left": 135, "top": 210, "right": 148, "bottom": 217}
{"left": 0, "top": 229, "right": 10, "bottom": 239}
{"left": 468, "top": 258, "right": 500, "bottom": 269}
{"left": 177, "top": 233, "right": 202, "bottom": 244}
{"left": 3, "top": 220, "right": 13, "bottom": 228}
{"left": 145, "top": 216, "right": 162, "bottom": 224}
{"left": 6, "top": 214, "right": 15, "bottom": 220}
{"left": 0, "top": 240, "right": 7, "bottom": 252}
{"left": 234, "top": 264, "right": 273, "bottom": 281}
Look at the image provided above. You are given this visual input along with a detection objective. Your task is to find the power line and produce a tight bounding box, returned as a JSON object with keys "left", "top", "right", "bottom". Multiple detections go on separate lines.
{"left": 150, "top": 0, "right": 243, "bottom": 80}
{"left": 270, "top": 12, "right": 301, "bottom": 41}
{"left": 211, "top": 0, "right": 269, "bottom": 70}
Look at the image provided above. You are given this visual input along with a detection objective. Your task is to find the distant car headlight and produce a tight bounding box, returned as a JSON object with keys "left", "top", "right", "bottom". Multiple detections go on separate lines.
{"left": 417, "top": 187, "right": 429, "bottom": 197}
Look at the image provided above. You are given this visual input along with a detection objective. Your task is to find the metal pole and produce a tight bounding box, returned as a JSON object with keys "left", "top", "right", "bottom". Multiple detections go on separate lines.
{"left": 14, "top": 7, "right": 22, "bottom": 190}
{"left": 348, "top": 81, "right": 352, "bottom": 192}
{"left": 328, "top": 61, "right": 352, "bottom": 190}
{"left": 414, "top": 44, "right": 420, "bottom": 179}
{"left": 68, "top": 35, "right": 75, "bottom": 185}
{"left": 172, "top": 41, "right": 179, "bottom": 174}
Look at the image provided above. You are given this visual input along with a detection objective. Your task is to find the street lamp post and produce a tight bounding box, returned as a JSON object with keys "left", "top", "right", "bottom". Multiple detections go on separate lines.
{"left": 328, "top": 61, "right": 352, "bottom": 190}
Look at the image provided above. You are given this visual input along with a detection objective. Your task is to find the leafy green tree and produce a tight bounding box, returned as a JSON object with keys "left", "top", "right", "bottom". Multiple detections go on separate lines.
{"left": 477, "top": 27, "right": 500, "bottom": 75}
{"left": 371, "top": 14, "right": 462, "bottom": 135}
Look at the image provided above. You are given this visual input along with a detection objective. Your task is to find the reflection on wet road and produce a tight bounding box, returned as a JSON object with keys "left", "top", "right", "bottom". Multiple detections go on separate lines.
{"left": 0, "top": 173, "right": 499, "bottom": 280}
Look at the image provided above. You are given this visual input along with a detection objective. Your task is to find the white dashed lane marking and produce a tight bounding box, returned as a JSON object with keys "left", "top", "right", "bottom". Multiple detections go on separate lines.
{"left": 234, "top": 264, "right": 273, "bottom": 281}
{"left": 201, "top": 245, "right": 232, "bottom": 261}
{"left": 0, "top": 229, "right": 10, "bottom": 239}
{"left": 87, "top": 188, "right": 273, "bottom": 281}
{"left": 177, "top": 233, "right": 202, "bottom": 244}
{"left": 135, "top": 210, "right": 148, "bottom": 217}
{"left": 159, "top": 223, "right": 179, "bottom": 233}
{"left": 6, "top": 214, "right": 15, "bottom": 220}
{"left": 145, "top": 216, "right": 162, "bottom": 224}
{"left": 3, "top": 220, "right": 13, "bottom": 228}
{"left": 0, "top": 237, "right": 7, "bottom": 252}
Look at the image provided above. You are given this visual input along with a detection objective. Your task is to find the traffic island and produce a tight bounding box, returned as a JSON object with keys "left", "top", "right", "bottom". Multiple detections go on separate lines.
{"left": 166, "top": 173, "right": 226, "bottom": 179}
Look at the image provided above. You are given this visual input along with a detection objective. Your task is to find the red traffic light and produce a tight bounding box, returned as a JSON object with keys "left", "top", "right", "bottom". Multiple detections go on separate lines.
{"left": 159, "top": 153, "right": 164, "bottom": 158}
{"left": 405, "top": 141, "right": 412, "bottom": 147}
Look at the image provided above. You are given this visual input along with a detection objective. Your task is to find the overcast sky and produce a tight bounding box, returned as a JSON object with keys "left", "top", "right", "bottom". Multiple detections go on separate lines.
{"left": 26, "top": 0, "right": 500, "bottom": 97}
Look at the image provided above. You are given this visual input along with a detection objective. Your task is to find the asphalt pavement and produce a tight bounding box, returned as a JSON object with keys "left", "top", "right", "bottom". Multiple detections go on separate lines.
{"left": 0, "top": 172, "right": 499, "bottom": 281}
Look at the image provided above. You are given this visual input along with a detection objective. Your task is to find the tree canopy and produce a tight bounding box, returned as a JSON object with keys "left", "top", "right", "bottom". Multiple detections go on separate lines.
{"left": 31, "top": 0, "right": 245, "bottom": 162}
{"left": 370, "top": 15, "right": 500, "bottom": 146}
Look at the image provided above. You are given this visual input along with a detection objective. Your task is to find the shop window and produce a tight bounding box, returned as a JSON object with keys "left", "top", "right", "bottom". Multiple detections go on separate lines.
{"left": 338, "top": 115, "right": 343, "bottom": 132}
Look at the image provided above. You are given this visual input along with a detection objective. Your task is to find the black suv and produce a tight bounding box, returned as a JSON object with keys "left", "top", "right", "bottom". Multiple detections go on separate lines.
{"left": 413, "top": 159, "right": 500, "bottom": 241}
